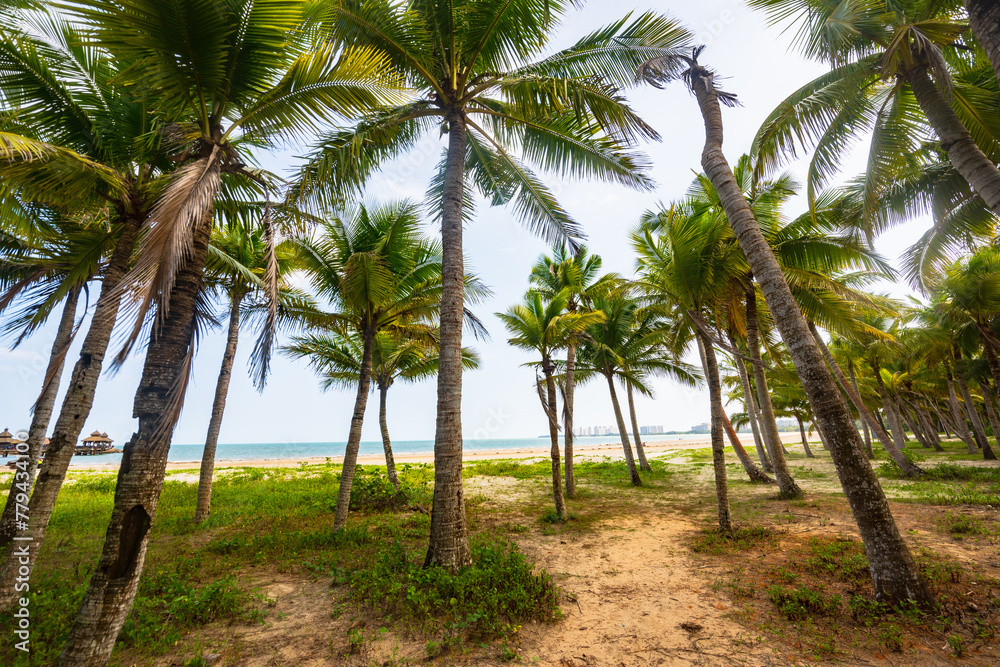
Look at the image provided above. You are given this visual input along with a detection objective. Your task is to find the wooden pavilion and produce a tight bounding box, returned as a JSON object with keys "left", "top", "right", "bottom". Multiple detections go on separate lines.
{"left": 76, "top": 431, "right": 115, "bottom": 455}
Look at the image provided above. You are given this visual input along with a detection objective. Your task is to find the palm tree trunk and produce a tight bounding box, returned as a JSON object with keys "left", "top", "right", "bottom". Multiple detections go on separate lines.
{"left": 945, "top": 362, "right": 977, "bottom": 453}
{"left": 912, "top": 400, "right": 944, "bottom": 452}
{"left": 954, "top": 362, "right": 996, "bottom": 460}
{"left": 974, "top": 324, "right": 1000, "bottom": 409}
{"left": 872, "top": 360, "right": 919, "bottom": 468}
{"left": 626, "top": 382, "right": 651, "bottom": 471}
{"left": 604, "top": 372, "right": 642, "bottom": 486}
{"left": 0, "top": 214, "right": 142, "bottom": 606}
{"left": 966, "top": 0, "right": 1000, "bottom": 86}
{"left": 424, "top": 111, "right": 472, "bottom": 571}
{"left": 980, "top": 380, "right": 1000, "bottom": 460}
{"left": 848, "top": 362, "right": 875, "bottom": 459}
{"left": 194, "top": 291, "right": 243, "bottom": 522}
{"left": 810, "top": 323, "right": 921, "bottom": 474}
{"left": 722, "top": 412, "right": 775, "bottom": 483}
{"left": 543, "top": 360, "right": 567, "bottom": 521}
{"left": 907, "top": 66, "right": 1000, "bottom": 217}
{"left": 691, "top": 68, "right": 929, "bottom": 604}
{"left": 564, "top": 339, "right": 576, "bottom": 497}
{"left": 378, "top": 384, "right": 400, "bottom": 490}
{"left": 695, "top": 333, "right": 732, "bottom": 532}
{"left": 728, "top": 331, "right": 772, "bottom": 472}
{"left": 746, "top": 290, "right": 801, "bottom": 496}
{"left": 333, "top": 328, "right": 375, "bottom": 530}
{"left": 796, "top": 415, "right": 814, "bottom": 458}
{"left": 816, "top": 424, "right": 831, "bottom": 450}
{"left": 0, "top": 286, "right": 79, "bottom": 545}
{"left": 57, "top": 207, "right": 213, "bottom": 665}
{"left": 896, "top": 397, "right": 931, "bottom": 449}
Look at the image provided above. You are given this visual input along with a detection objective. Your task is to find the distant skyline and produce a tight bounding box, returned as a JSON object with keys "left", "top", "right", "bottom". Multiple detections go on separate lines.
{"left": 0, "top": 2, "right": 929, "bottom": 447}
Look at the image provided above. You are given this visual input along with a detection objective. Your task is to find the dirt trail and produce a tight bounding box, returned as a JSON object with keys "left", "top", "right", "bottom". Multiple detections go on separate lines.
{"left": 514, "top": 516, "right": 779, "bottom": 667}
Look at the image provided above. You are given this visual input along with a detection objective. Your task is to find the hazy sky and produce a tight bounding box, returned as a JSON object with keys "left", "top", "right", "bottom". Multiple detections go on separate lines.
{"left": 0, "top": 2, "right": 931, "bottom": 446}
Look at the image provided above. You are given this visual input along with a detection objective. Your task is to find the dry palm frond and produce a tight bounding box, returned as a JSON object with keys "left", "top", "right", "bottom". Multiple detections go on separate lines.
{"left": 250, "top": 203, "right": 280, "bottom": 391}
{"left": 115, "top": 147, "right": 222, "bottom": 364}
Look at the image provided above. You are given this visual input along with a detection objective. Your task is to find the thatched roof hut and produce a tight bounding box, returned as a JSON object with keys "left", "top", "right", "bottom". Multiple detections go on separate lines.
{"left": 0, "top": 429, "right": 15, "bottom": 448}
{"left": 81, "top": 431, "right": 113, "bottom": 445}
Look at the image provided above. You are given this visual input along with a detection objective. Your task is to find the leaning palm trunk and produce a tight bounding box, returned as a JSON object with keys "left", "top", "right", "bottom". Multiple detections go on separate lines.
{"left": 810, "top": 324, "right": 920, "bottom": 474}
{"left": 604, "top": 372, "right": 642, "bottom": 486}
{"left": 966, "top": 0, "right": 1000, "bottom": 91}
{"left": 0, "top": 215, "right": 142, "bottom": 606}
{"left": 954, "top": 363, "right": 996, "bottom": 460}
{"left": 424, "top": 112, "right": 472, "bottom": 571}
{"left": 378, "top": 385, "right": 401, "bottom": 490}
{"left": 848, "top": 362, "right": 875, "bottom": 459}
{"left": 722, "top": 412, "right": 775, "bottom": 484}
{"left": 728, "top": 331, "right": 772, "bottom": 471}
{"left": 795, "top": 416, "right": 814, "bottom": 458}
{"left": 746, "top": 292, "right": 801, "bottom": 496}
{"left": 57, "top": 210, "right": 213, "bottom": 665}
{"left": 333, "top": 329, "right": 375, "bottom": 530}
{"left": 626, "top": 383, "right": 652, "bottom": 471}
{"left": 690, "top": 67, "right": 929, "bottom": 603}
{"left": 0, "top": 286, "right": 79, "bottom": 545}
{"left": 542, "top": 361, "right": 567, "bottom": 521}
{"left": 906, "top": 66, "right": 1000, "bottom": 217}
{"left": 194, "top": 291, "right": 244, "bottom": 522}
{"left": 872, "top": 362, "right": 916, "bottom": 466}
{"left": 945, "top": 363, "right": 977, "bottom": 453}
{"left": 984, "top": 381, "right": 1000, "bottom": 455}
{"left": 896, "top": 397, "right": 931, "bottom": 449}
{"left": 564, "top": 339, "right": 577, "bottom": 497}
{"left": 695, "top": 333, "right": 732, "bottom": 532}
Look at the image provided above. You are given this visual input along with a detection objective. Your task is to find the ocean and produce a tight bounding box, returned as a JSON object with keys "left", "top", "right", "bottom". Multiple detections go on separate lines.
{"left": 65, "top": 433, "right": 712, "bottom": 467}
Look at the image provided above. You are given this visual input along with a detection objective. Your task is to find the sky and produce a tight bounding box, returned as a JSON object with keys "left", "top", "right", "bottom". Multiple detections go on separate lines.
{"left": 0, "top": 1, "right": 934, "bottom": 447}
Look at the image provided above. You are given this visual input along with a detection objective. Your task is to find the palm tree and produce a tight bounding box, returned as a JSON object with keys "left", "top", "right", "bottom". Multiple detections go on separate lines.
{"left": 193, "top": 223, "right": 310, "bottom": 522}
{"left": 286, "top": 330, "right": 480, "bottom": 490}
{"left": 529, "top": 245, "right": 613, "bottom": 496}
{"left": 288, "top": 201, "right": 463, "bottom": 531}
{"left": 748, "top": 0, "right": 1000, "bottom": 222}
{"left": 498, "top": 289, "right": 604, "bottom": 520}
{"left": 639, "top": 48, "right": 931, "bottom": 604}
{"left": 296, "top": 1, "right": 692, "bottom": 570}
{"left": 965, "top": 0, "right": 1000, "bottom": 84}
{"left": 53, "top": 2, "right": 401, "bottom": 661}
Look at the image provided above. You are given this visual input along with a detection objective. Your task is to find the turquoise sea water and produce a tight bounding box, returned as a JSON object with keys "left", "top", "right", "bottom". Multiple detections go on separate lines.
{"left": 65, "top": 433, "right": 712, "bottom": 467}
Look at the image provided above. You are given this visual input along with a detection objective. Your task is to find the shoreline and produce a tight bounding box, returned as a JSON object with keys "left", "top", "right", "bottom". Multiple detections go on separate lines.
{"left": 65, "top": 432, "right": 808, "bottom": 472}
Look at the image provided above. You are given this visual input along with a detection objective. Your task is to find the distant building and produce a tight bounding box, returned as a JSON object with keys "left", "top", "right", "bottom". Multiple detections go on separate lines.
{"left": 690, "top": 423, "right": 710, "bottom": 434}
{"left": 639, "top": 425, "right": 664, "bottom": 435}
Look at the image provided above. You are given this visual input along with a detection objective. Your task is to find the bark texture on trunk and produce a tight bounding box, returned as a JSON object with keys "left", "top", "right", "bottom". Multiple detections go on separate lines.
{"left": 0, "top": 286, "right": 79, "bottom": 545}
{"left": 966, "top": 0, "right": 1000, "bottom": 89}
{"left": 746, "top": 291, "right": 801, "bottom": 496}
{"left": 194, "top": 291, "right": 243, "bottom": 522}
{"left": 810, "top": 324, "right": 921, "bottom": 474}
{"left": 424, "top": 112, "right": 472, "bottom": 571}
{"left": 57, "top": 206, "right": 213, "bottom": 665}
{"left": 626, "top": 382, "right": 651, "bottom": 471}
{"left": 729, "top": 331, "right": 772, "bottom": 472}
{"left": 333, "top": 329, "right": 375, "bottom": 530}
{"left": 378, "top": 384, "right": 401, "bottom": 490}
{"left": 722, "top": 412, "right": 775, "bottom": 484}
{"left": 696, "top": 333, "right": 732, "bottom": 532}
{"left": 907, "top": 66, "right": 1000, "bottom": 217}
{"left": 564, "top": 340, "right": 576, "bottom": 497}
{"left": 691, "top": 68, "right": 929, "bottom": 604}
{"left": 605, "top": 373, "right": 642, "bottom": 486}
{"left": 0, "top": 214, "right": 142, "bottom": 605}
{"left": 543, "top": 360, "right": 566, "bottom": 521}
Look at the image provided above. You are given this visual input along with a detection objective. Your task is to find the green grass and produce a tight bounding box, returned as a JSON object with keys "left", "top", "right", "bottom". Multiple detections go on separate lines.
{"left": 690, "top": 526, "right": 780, "bottom": 556}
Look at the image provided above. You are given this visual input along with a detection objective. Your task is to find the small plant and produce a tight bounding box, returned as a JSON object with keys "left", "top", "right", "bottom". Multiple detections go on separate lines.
{"left": 767, "top": 586, "right": 840, "bottom": 621}
{"left": 804, "top": 537, "right": 869, "bottom": 583}
{"left": 946, "top": 633, "right": 965, "bottom": 657}
{"left": 876, "top": 623, "right": 903, "bottom": 652}
{"left": 499, "top": 641, "right": 519, "bottom": 661}
{"left": 847, "top": 595, "right": 890, "bottom": 625}
{"left": 691, "top": 526, "right": 779, "bottom": 555}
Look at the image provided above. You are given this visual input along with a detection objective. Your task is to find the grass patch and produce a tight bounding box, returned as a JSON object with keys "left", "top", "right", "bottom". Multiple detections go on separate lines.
{"left": 767, "top": 585, "right": 841, "bottom": 620}
{"left": 690, "top": 526, "right": 780, "bottom": 556}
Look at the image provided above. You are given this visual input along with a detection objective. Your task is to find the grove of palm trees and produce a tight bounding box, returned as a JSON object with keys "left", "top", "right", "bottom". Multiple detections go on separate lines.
{"left": 1, "top": 1, "right": 999, "bottom": 665}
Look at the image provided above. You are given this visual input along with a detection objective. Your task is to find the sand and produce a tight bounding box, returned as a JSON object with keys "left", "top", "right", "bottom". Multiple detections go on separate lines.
{"left": 65, "top": 432, "right": 807, "bottom": 472}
